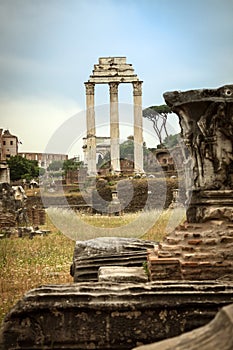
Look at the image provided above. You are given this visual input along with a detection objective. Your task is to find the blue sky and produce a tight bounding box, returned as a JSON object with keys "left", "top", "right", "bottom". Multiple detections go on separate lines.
{"left": 0, "top": 0, "right": 233, "bottom": 157}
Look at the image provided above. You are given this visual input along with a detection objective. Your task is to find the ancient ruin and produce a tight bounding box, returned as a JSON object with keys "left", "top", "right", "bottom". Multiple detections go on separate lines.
{"left": 133, "top": 303, "right": 233, "bottom": 350}
{"left": 1, "top": 84, "right": 233, "bottom": 349}
{"left": 1, "top": 282, "right": 233, "bottom": 350}
{"left": 84, "top": 57, "right": 143, "bottom": 175}
{"left": 146, "top": 85, "right": 233, "bottom": 282}
{"left": 164, "top": 84, "right": 233, "bottom": 223}
{"left": 0, "top": 183, "right": 46, "bottom": 238}
{"left": 70, "top": 237, "right": 155, "bottom": 282}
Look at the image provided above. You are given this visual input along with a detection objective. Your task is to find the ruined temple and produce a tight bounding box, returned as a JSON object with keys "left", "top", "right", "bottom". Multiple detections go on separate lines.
{"left": 84, "top": 57, "right": 143, "bottom": 175}
{"left": 1, "top": 85, "right": 233, "bottom": 350}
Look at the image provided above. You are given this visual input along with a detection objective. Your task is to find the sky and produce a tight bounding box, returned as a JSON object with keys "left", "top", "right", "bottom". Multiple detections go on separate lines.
{"left": 0, "top": 0, "right": 233, "bottom": 158}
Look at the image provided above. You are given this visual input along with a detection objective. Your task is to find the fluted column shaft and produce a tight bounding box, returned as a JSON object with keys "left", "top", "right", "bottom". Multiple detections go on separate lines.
{"left": 133, "top": 81, "right": 144, "bottom": 173}
{"left": 85, "top": 82, "right": 96, "bottom": 175}
{"left": 109, "top": 82, "right": 121, "bottom": 173}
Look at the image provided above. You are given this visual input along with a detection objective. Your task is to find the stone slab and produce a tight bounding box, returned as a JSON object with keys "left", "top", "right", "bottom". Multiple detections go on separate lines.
{"left": 1, "top": 282, "right": 233, "bottom": 349}
{"left": 133, "top": 303, "right": 233, "bottom": 350}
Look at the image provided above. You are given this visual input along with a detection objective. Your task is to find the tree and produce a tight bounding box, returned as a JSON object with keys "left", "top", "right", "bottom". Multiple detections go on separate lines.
{"left": 47, "top": 160, "right": 64, "bottom": 171}
{"left": 62, "top": 159, "right": 84, "bottom": 173}
{"left": 143, "top": 104, "right": 172, "bottom": 145}
{"left": 7, "top": 155, "right": 40, "bottom": 181}
{"left": 163, "top": 133, "right": 180, "bottom": 148}
{"left": 120, "top": 136, "right": 134, "bottom": 159}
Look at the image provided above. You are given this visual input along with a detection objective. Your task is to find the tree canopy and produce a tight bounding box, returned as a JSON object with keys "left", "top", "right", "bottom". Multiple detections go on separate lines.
{"left": 47, "top": 160, "right": 64, "bottom": 171}
{"left": 62, "top": 159, "right": 84, "bottom": 173}
{"left": 163, "top": 133, "right": 180, "bottom": 148}
{"left": 120, "top": 136, "right": 134, "bottom": 159}
{"left": 143, "top": 104, "right": 172, "bottom": 145}
{"left": 7, "top": 155, "right": 40, "bottom": 181}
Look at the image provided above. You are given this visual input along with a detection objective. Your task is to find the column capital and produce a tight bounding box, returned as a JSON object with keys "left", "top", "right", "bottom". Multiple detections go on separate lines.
{"left": 85, "top": 82, "right": 95, "bottom": 95}
{"left": 109, "top": 82, "right": 119, "bottom": 95}
{"left": 133, "top": 81, "right": 143, "bottom": 96}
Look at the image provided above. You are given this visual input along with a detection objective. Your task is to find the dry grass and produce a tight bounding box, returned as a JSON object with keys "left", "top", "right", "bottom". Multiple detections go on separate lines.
{"left": 140, "top": 207, "right": 186, "bottom": 241}
{"left": 0, "top": 208, "right": 186, "bottom": 325}
{"left": 0, "top": 218, "right": 74, "bottom": 324}
{"left": 46, "top": 207, "right": 186, "bottom": 241}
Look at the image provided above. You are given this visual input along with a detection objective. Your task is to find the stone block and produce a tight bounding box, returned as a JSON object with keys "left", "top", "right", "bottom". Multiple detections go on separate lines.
{"left": 71, "top": 237, "right": 155, "bottom": 282}
{"left": 99, "top": 57, "right": 127, "bottom": 64}
{"left": 203, "top": 238, "right": 218, "bottom": 245}
{"left": 98, "top": 266, "right": 148, "bottom": 283}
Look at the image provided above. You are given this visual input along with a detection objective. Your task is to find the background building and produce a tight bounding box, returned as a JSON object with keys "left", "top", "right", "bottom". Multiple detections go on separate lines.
{"left": 0, "top": 129, "right": 18, "bottom": 160}
{"left": 19, "top": 152, "right": 68, "bottom": 169}
{"left": 0, "top": 128, "right": 68, "bottom": 182}
{"left": 0, "top": 129, "right": 17, "bottom": 183}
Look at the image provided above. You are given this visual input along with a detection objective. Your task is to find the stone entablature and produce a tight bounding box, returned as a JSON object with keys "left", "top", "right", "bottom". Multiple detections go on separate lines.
{"left": 89, "top": 56, "right": 140, "bottom": 84}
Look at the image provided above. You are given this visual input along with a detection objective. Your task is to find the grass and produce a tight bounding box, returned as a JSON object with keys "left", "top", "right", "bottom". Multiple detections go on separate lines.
{"left": 46, "top": 207, "right": 185, "bottom": 241}
{"left": 0, "top": 208, "right": 186, "bottom": 325}
{"left": 0, "top": 217, "right": 75, "bottom": 325}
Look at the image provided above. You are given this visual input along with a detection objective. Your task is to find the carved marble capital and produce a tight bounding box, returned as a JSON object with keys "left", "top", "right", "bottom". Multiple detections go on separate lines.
{"left": 133, "top": 81, "right": 142, "bottom": 96}
{"left": 109, "top": 82, "right": 119, "bottom": 95}
{"left": 85, "top": 82, "right": 95, "bottom": 95}
{"left": 164, "top": 84, "right": 233, "bottom": 223}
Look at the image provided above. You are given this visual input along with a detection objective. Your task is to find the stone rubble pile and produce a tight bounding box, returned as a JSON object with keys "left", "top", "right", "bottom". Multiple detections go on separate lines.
{"left": 0, "top": 183, "right": 17, "bottom": 228}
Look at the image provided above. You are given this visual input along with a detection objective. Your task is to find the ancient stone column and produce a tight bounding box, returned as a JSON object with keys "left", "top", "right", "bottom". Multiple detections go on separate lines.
{"left": 133, "top": 81, "right": 144, "bottom": 173}
{"left": 164, "top": 84, "right": 233, "bottom": 223}
{"left": 85, "top": 82, "right": 96, "bottom": 175}
{"left": 109, "top": 82, "right": 121, "bottom": 173}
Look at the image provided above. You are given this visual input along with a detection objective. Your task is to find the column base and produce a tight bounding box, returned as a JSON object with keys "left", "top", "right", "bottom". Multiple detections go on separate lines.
{"left": 187, "top": 189, "right": 233, "bottom": 223}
